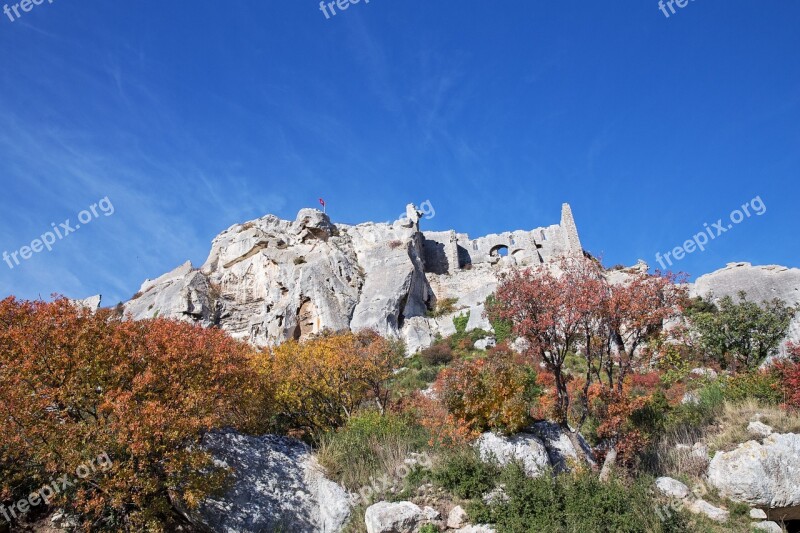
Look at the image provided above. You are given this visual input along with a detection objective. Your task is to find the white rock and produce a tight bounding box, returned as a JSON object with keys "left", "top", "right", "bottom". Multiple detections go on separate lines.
{"left": 475, "top": 432, "right": 550, "bottom": 477}
{"left": 422, "top": 506, "right": 440, "bottom": 520}
{"left": 686, "top": 499, "right": 729, "bottom": 523}
{"left": 690, "top": 367, "right": 718, "bottom": 380}
{"left": 447, "top": 505, "right": 469, "bottom": 529}
{"left": 177, "top": 430, "right": 350, "bottom": 533}
{"left": 655, "top": 477, "right": 691, "bottom": 500}
{"left": 364, "top": 501, "right": 424, "bottom": 533}
{"left": 748, "top": 421, "right": 774, "bottom": 438}
{"left": 753, "top": 521, "right": 783, "bottom": 533}
{"left": 474, "top": 337, "right": 496, "bottom": 351}
{"left": 708, "top": 432, "right": 800, "bottom": 520}
{"left": 682, "top": 392, "right": 700, "bottom": 405}
{"left": 750, "top": 508, "right": 768, "bottom": 519}
{"left": 529, "top": 421, "right": 596, "bottom": 471}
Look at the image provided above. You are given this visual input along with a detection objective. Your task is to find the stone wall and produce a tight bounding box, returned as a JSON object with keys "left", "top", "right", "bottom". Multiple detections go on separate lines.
{"left": 420, "top": 203, "right": 583, "bottom": 273}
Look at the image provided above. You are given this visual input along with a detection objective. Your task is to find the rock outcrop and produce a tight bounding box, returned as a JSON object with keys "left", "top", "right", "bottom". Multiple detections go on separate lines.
{"left": 475, "top": 424, "right": 595, "bottom": 476}
{"left": 475, "top": 432, "right": 550, "bottom": 478}
{"left": 708, "top": 432, "right": 800, "bottom": 520}
{"left": 691, "top": 263, "right": 800, "bottom": 356}
{"left": 364, "top": 501, "right": 424, "bottom": 533}
{"left": 124, "top": 203, "right": 585, "bottom": 350}
{"left": 177, "top": 430, "right": 351, "bottom": 533}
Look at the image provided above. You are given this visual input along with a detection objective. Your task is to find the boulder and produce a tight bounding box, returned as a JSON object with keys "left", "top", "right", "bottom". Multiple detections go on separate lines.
{"left": 685, "top": 499, "right": 729, "bottom": 523}
{"left": 447, "top": 505, "right": 469, "bottom": 529}
{"left": 655, "top": 477, "right": 691, "bottom": 500}
{"left": 708, "top": 432, "right": 800, "bottom": 520}
{"left": 747, "top": 421, "right": 774, "bottom": 438}
{"left": 529, "top": 421, "right": 596, "bottom": 471}
{"left": 475, "top": 432, "right": 550, "bottom": 477}
{"left": 177, "top": 430, "right": 350, "bottom": 533}
{"left": 753, "top": 521, "right": 783, "bottom": 533}
{"left": 474, "top": 337, "right": 496, "bottom": 351}
{"left": 364, "top": 501, "right": 424, "bottom": 533}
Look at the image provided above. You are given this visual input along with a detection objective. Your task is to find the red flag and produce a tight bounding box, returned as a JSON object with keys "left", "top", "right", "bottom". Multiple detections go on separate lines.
{"left": 319, "top": 198, "right": 326, "bottom": 207}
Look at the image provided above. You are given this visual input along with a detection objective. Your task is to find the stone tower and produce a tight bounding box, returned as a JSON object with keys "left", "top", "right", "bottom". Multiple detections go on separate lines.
{"left": 560, "top": 203, "right": 583, "bottom": 256}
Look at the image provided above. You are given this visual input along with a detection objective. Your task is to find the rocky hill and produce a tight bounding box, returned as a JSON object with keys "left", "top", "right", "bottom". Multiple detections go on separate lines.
{"left": 120, "top": 203, "right": 800, "bottom": 353}
{"left": 122, "top": 203, "right": 584, "bottom": 352}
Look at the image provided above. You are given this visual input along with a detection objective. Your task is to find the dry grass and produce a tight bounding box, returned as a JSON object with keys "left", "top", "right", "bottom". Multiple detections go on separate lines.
{"left": 706, "top": 400, "right": 800, "bottom": 453}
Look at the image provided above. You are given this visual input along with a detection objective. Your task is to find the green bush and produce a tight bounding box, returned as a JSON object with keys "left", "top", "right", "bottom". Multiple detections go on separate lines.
{"left": 453, "top": 311, "right": 470, "bottom": 335}
{"left": 484, "top": 294, "right": 513, "bottom": 344}
{"left": 470, "top": 464, "right": 690, "bottom": 533}
{"left": 687, "top": 292, "right": 796, "bottom": 370}
{"left": 723, "top": 371, "right": 783, "bottom": 405}
{"left": 666, "top": 381, "right": 726, "bottom": 433}
{"left": 432, "top": 449, "right": 499, "bottom": 500}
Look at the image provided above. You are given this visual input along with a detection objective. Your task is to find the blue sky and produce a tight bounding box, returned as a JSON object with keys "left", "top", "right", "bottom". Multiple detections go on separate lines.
{"left": 0, "top": 1, "right": 798, "bottom": 305}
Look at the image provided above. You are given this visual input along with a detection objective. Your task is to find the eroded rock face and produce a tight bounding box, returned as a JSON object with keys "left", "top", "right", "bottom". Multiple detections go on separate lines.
{"left": 123, "top": 204, "right": 585, "bottom": 350}
{"left": 708, "top": 433, "right": 800, "bottom": 520}
{"left": 529, "top": 422, "right": 596, "bottom": 472}
{"left": 692, "top": 263, "right": 800, "bottom": 356}
{"left": 178, "top": 430, "right": 350, "bottom": 533}
{"left": 475, "top": 432, "right": 550, "bottom": 478}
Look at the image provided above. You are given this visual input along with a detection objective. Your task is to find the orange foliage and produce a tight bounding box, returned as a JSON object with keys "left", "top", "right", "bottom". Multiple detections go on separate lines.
{"left": 0, "top": 297, "right": 254, "bottom": 530}
{"left": 777, "top": 342, "right": 800, "bottom": 408}
{"left": 252, "top": 330, "right": 403, "bottom": 434}
{"left": 435, "top": 348, "right": 540, "bottom": 436}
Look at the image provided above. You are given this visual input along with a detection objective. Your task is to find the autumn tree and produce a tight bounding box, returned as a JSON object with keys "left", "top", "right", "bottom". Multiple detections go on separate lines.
{"left": 490, "top": 258, "right": 685, "bottom": 433}
{"left": 436, "top": 347, "right": 541, "bottom": 435}
{"left": 0, "top": 296, "right": 255, "bottom": 531}
{"left": 777, "top": 342, "right": 800, "bottom": 408}
{"left": 253, "top": 330, "right": 403, "bottom": 435}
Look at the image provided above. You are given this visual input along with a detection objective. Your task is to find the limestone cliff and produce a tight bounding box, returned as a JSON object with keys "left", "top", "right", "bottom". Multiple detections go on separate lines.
{"left": 123, "top": 203, "right": 584, "bottom": 351}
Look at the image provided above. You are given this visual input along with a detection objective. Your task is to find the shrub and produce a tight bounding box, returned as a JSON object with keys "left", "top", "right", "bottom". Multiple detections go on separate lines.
{"left": 484, "top": 294, "right": 513, "bottom": 344}
{"left": 777, "top": 342, "right": 800, "bottom": 408}
{"left": 0, "top": 297, "right": 254, "bottom": 530}
{"left": 419, "top": 341, "right": 453, "bottom": 366}
{"left": 453, "top": 311, "right": 470, "bottom": 335}
{"left": 687, "top": 292, "right": 796, "bottom": 370}
{"left": 317, "top": 411, "right": 427, "bottom": 491}
{"left": 437, "top": 348, "right": 541, "bottom": 435}
{"left": 470, "top": 464, "right": 689, "bottom": 533}
{"left": 253, "top": 330, "right": 403, "bottom": 435}
{"left": 724, "top": 370, "right": 783, "bottom": 405}
{"left": 427, "top": 297, "right": 459, "bottom": 318}
{"left": 431, "top": 449, "right": 499, "bottom": 499}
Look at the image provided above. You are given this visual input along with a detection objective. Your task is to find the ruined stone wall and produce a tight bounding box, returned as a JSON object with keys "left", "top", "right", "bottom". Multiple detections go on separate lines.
{"left": 421, "top": 203, "right": 583, "bottom": 273}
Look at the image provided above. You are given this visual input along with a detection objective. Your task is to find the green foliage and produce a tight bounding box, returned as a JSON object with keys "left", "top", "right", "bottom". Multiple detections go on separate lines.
{"left": 687, "top": 292, "right": 796, "bottom": 370}
{"left": 665, "top": 382, "right": 726, "bottom": 433}
{"left": 485, "top": 294, "right": 513, "bottom": 344}
{"left": 724, "top": 371, "right": 783, "bottom": 405}
{"left": 432, "top": 449, "right": 499, "bottom": 500}
{"left": 453, "top": 311, "right": 470, "bottom": 334}
{"left": 318, "top": 411, "right": 428, "bottom": 490}
{"left": 418, "top": 524, "right": 440, "bottom": 533}
{"left": 427, "top": 297, "right": 459, "bottom": 318}
{"left": 470, "top": 465, "right": 690, "bottom": 533}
